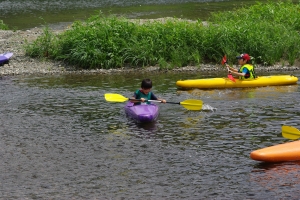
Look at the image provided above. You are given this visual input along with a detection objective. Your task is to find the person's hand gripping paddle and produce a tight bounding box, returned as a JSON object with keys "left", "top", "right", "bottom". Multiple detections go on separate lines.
{"left": 221, "top": 55, "right": 236, "bottom": 82}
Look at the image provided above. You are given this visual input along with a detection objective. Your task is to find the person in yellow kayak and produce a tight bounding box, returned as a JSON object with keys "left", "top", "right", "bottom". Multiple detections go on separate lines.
{"left": 130, "top": 79, "right": 166, "bottom": 105}
{"left": 227, "top": 53, "right": 256, "bottom": 79}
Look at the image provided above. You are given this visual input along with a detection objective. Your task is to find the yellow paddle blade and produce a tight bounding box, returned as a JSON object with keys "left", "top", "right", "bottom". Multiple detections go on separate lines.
{"left": 180, "top": 99, "right": 203, "bottom": 111}
{"left": 282, "top": 125, "right": 300, "bottom": 140}
{"left": 105, "top": 93, "right": 129, "bottom": 102}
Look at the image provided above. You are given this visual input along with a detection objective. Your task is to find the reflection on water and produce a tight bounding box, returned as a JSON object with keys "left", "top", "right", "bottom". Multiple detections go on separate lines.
{"left": 178, "top": 84, "right": 299, "bottom": 100}
{"left": 0, "top": 71, "right": 299, "bottom": 199}
{"left": 0, "top": 0, "right": 267, "bottom": 14}
{"left": 0, "top": 0, "right": 286, "bottom": 29}
{"left": 251, "top": 161, "right": 300, "bottom": 198}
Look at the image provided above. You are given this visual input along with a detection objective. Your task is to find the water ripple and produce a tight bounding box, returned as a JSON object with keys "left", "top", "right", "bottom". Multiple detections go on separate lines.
{"left": 0, "top": 72, "right": 299, "bottom": 199}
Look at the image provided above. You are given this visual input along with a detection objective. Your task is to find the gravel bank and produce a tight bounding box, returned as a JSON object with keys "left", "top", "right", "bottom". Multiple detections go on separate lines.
{"left": 1, "top": 25, "right": 300, "bottom": 76}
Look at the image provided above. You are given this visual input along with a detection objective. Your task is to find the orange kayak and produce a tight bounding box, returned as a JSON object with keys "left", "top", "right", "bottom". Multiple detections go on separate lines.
{"left": 250, "top": 140, "right": 300, "bottom": 162}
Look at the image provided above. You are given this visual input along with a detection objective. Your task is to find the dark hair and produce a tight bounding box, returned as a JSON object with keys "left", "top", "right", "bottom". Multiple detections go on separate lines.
{"left": 141, "top": 79, "right": 152, "bottom": 89}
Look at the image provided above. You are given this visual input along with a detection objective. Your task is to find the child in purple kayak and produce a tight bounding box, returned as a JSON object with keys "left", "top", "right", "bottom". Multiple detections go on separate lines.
{"left": 131, "top": 79, "right": 166, "bottom": 105}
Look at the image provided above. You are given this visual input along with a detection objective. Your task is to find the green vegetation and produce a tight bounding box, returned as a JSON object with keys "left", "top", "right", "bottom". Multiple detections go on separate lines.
{"left": 0, "top": 20, "right": 8, "bottom": 30}
{"left": 210, "top": 0, "right": 300, "bottom": 66}
{"left": 24, "top": 1, "right": 300, "bottom": 69}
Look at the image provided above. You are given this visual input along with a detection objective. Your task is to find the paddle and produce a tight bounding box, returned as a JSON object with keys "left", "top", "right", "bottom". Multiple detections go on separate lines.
{"left": 221, "top": 55, "right": 236, "bottom": 82}
{"left": 104, "top": 93, "right": 203, "bottom": 111}
{"left": 282, "top": 125, "right": 300, "bottom": 140}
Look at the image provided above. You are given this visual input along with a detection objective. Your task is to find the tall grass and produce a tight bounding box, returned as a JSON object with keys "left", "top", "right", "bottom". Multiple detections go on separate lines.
{"left": 25, "top": 26, "right": 58, "bottom": 58}
{"left": 0, "top": 20, "right": 8, "bottom": 30}
{"left": 25, "top": 1, "right": 300, "bottom": 69}
{"left": 210, "top": 0, "right": 300, "bottom": 66}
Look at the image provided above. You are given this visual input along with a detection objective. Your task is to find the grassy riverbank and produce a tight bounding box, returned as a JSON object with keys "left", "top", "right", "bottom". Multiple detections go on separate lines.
{"left": 23, "top": 1, "right": 300, "bottom": 70}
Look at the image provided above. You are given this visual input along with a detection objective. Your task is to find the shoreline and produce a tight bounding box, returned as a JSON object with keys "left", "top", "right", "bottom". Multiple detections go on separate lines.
{"left": 1, "top": 26, "right": 300, "bottom": 76}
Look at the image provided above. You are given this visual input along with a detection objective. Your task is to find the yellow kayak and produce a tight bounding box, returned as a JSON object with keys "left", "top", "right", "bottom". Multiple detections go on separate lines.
{"left": 176, "top": 75, "right": 298, "bottom": 89}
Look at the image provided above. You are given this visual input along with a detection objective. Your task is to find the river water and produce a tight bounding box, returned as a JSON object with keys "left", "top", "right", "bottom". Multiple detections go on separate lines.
{"left": 0, "top": 0, "right": 291, "bottom": 30}
{"left": 1, "top": 70, "right": 300, "bottom": 199}
{"left": 1, "top": 0, "right": 300, "bottom": 199}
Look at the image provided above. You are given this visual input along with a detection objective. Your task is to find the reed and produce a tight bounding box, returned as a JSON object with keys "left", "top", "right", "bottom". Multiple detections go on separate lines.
{"left": 25, "top": 26, "right": 58, "bottom": 58}
{"left": 0, "top": 20, "right": 8, "bottom": 30}
{"left": 24, "top": 1, "right": 300, "bottom": 69}
{"left": 210, "top": 0, "right": 300, "bottom": 66}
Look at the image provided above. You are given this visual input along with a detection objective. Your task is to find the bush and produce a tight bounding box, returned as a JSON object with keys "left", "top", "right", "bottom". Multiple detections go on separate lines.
{"left": 0, "top": 20, "right": 8, "bottom": 30}
{"left": 24, "top": 1, "right": 300, "bottom": 69}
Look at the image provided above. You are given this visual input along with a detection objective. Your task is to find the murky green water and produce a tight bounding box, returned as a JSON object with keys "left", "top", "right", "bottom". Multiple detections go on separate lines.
{"left": 1, "top": 71, "right": 300, "bottom": 199}
{"left": 0, "top": 0, "right": 294, "bottom": 30}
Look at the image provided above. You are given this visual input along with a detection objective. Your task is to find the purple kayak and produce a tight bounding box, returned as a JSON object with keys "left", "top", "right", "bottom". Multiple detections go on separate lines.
{"left": 124, "top": 102, "right": 159, "bottom": 123}
{"left": 0, "top": 52, "right": 13, "bottom": 66}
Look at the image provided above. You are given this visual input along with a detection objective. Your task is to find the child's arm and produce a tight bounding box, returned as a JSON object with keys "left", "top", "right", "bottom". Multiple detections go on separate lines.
{"left": 230, "top": 67, "right": 249, "bottom": 77}
{"left": 226, "top": 63, "right": 238, "bottom": 72}
{"left": 130, "top": 92, "right": 146, "bottom": 103}
{"left": 151, "top": 93, "right": 166, "bottom": 103}
{"left": 229, "top": 70, "right": 245, "bottom": 77}
{"left": 158, "top": 98, "right": 166, "bottom": 103}
{"left": 130, "top": 97, "right": 146, "bottom": 103}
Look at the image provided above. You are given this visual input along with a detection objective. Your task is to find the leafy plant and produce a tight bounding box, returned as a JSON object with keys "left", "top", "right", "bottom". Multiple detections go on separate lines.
{"left": 24, "top": 1, "right": 300, "bottom": 69}
{"left": 0, "top": 20, "right": 8, "bottom": 30}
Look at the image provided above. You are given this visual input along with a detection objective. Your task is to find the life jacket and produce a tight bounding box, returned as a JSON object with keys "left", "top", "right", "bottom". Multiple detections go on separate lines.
{"left": 238, "top": 64, "right": 256, "bottom": 80}
{"left": 134, "top": 89, "right": 152, "bottom": 105}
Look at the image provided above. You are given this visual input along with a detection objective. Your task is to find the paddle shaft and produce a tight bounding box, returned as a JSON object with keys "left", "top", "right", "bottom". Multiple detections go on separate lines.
{"left": 132, "top": 99, "right": 180, "bottom": 104}
{"left": 226, "top": 66, "right": 230, "bottom": 73}
{"left": 222, "top": 55, "right": 236, "bottom": 82}
{"left": 129, "top": 98, "right": 203, "bottom": 110}
{"left": 148, "top": 100, "right": 202, "bottom": 106}
{"left": 105, "top": 93, "right": 203, "bottom": 110}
